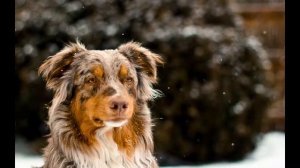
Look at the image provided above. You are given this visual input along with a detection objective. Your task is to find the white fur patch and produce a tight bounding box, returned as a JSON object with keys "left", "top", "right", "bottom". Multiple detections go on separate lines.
{"left": 104, "top": 120, "right": 128, "bottom": 127}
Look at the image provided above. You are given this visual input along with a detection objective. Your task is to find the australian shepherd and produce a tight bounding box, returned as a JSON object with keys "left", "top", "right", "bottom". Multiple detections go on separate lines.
{"left": 38, "top": 41, "right": 163, "bottom": 168}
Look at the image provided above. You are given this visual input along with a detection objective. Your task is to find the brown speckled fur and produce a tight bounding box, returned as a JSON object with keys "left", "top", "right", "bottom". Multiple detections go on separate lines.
{"left": 38, "top": 41, "right": 163, "bottom": 168}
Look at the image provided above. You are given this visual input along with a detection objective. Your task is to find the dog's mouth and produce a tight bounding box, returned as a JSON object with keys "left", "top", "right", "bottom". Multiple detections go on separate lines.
{"left": 92, "top": 116, "right": 129, "bottom": 128}
{"left": 103, "top": 117, "right": 128, "bottom": 127}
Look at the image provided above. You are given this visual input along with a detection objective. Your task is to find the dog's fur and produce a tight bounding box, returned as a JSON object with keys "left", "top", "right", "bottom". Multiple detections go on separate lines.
{"left": 38, "top": 41, "right": 163, "bottom": 168}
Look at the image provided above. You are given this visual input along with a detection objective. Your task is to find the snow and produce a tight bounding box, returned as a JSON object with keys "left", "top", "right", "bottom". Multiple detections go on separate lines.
{"left": 15, "top": 154, "right": 44, "bottom": 168}
{"left": 15, "top": 132, "right": 284, "bottom": 168}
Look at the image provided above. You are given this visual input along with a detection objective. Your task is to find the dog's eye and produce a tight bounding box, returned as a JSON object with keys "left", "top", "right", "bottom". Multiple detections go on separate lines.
{"left": 87, "top": 77, "right": 96, "bottom": 84}
{"left": 124, "top": 77, "right": 133, "bottom": 84}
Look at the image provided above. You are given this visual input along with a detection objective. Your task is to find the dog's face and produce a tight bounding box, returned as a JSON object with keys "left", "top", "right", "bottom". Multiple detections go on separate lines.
{"left": 39, "top": 42, "right": 163, "bottom": 134}
{"left": 71, "top": 50, "right": 138, "bottom": 129}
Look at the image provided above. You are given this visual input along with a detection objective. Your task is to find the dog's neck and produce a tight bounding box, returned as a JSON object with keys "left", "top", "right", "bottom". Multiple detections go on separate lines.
{"left": 44, "top": 103, "right": 157, "bottom": 168}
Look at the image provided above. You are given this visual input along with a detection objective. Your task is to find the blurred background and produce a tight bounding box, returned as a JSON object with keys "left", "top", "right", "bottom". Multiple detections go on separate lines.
{"left": 15, "top": 0, "right": 284, "bottom": 167}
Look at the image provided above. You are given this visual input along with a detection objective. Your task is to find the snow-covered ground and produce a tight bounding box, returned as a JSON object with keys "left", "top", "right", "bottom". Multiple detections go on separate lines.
{"left": 15, "top": 132, "right": 284, "bottom": 168}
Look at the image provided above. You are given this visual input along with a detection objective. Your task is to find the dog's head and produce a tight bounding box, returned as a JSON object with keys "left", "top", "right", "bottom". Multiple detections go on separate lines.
{"left": 39, "top": 42, "right": 163, "bottom": 133}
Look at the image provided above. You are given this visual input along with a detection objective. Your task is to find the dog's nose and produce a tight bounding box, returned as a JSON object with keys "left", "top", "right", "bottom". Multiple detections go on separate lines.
{"left": 110, "top": 100, "right": 128, "bottom": 113}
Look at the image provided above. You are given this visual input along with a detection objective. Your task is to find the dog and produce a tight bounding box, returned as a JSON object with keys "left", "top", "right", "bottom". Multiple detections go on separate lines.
{"left": 38, "top": 41, "right": 163, "bottom": 168}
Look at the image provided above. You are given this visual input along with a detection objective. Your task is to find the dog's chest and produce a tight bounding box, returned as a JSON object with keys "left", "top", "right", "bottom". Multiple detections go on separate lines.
{"left": 73, "top": 135, "right": 144, "bottom": 168}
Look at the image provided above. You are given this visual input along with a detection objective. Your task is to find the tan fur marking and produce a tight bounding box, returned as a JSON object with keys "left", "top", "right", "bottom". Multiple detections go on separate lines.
{"left": 113, "top": 121, "right": 138, "bottom": 158}
{"left": 71, "top": 94, "right": 101, "bottom": 146}
{"left": 92, "top": 65, "right": 104, "bottom": 79}
{"left": 119, "top": 64, "right": 129, "bottom": 79}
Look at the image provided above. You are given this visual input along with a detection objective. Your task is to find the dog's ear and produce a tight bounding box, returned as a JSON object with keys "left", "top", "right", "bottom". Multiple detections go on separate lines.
{"left": 38, "top": 42, "right": 86, "bottom": 91}
{"left": 118, "top": 42, "right": 164, "bottom": 100}
{"left": 118, "top": 42, "right": 164, "bottom": 84}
